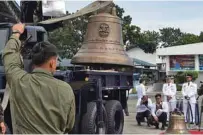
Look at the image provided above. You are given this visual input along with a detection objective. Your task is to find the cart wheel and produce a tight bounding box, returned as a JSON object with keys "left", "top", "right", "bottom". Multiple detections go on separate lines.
{"left": 105, "top": 100, "right": 124, "bottom": 134}
{"left": 81, "top": 102, "right": 107, "bottom": 134}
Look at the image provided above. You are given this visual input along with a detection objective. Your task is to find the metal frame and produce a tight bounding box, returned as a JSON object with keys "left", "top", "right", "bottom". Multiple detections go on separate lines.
{"left": 53, "top": 70, "right": 133, "bottom": 134}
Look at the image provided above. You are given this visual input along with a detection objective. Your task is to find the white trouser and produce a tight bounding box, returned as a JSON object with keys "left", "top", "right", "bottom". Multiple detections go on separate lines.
{"left": 183, "top": 102, "right": 196, "bottom": 123}
{"left": 167, "top": 101, "right": 176, "bottom": 121}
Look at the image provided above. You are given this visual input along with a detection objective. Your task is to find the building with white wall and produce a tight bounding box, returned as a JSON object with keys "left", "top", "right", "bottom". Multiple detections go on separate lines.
{"left": 127, "top": 47, "right": 157, "bottom": 65}
{"left": 156, "top": 42, "right": 203, "bottom": 86}
{"left": 127, "top": 47, "right": 163, "bottom": 81}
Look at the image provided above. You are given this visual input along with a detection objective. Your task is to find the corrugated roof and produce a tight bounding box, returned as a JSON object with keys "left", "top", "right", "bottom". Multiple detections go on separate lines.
{"left": 132, "top": 58, "right": 156, "bottom": 67}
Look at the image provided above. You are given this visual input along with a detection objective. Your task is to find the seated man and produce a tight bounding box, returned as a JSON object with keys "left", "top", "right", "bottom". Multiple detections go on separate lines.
{"left": 149, "top": 94, "right": 168, "bottom": 130}
{"left": 136, "top": 95, "right": 152, "bottom": 126}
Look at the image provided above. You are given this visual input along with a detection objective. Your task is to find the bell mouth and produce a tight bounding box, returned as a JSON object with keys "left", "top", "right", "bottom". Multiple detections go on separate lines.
{"left": 71, "top": 55, "right": 134, "bottom": 68}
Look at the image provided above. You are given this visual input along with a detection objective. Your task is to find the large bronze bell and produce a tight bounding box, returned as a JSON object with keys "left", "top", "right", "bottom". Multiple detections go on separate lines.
{"left": 165, "top": 114, "right": 189, "bottom": 134}
{"left": 71, "top": 7, "right": 134, "bottom": 67}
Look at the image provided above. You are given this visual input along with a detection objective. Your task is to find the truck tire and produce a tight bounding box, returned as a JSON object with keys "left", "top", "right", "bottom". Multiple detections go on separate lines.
{"left": 69, "top": 114, "right": 80, "bottom": 134}
{"left": 105, "top": 100, "right": 124, "bottom": 134}
{"left": 81, "top": 102, "right": 107, "bottom": 134}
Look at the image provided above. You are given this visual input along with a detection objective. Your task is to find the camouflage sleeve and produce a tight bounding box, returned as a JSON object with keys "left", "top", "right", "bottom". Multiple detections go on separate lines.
{"left": 2, "top": 35, "right": 27, "bottom": 86}
{"left": 65, "top": 97, "right": 75, "bottom": 133}
{"left": 0, "top": 105, "right": 4, "bottom": 123}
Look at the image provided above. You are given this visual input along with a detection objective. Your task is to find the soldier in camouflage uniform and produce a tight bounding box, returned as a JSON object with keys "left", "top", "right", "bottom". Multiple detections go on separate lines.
{"left": 2, "top": 23, "right": 75, "bottom": 134}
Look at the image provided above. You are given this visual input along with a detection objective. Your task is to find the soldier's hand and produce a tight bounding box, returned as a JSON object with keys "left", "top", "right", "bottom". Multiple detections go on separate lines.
{"left": 12, "top": 23, "right": 25, "bottom": 37}
{"left": 154, "top": 116, "right": 158, "bottom": 122}
{"left": 0, "top": 122, "right": 6, "bottom": 134}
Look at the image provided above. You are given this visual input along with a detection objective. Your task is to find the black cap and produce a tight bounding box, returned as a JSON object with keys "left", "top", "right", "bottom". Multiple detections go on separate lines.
{"left": 186, "top": 74, "right": 193, "bottom": 78}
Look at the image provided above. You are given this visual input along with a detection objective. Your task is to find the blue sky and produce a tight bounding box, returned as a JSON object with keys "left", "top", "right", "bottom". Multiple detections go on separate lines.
{"left": 16, "top": 0, "right": 203, "bottom": 35}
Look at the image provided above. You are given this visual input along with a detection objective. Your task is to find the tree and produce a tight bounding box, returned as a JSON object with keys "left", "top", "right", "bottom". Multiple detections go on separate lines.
{"left": 159, "top": 27, "right": 183, "bottom": 47}
{"left": 178, "top": 33, "right": 200, "bottom": 45}
{"left": 199, "top": 31, "right": 203, "bottom": 42}
{"left": 138, "top": 30, "right": 160, "bottom": 53}
{"left": 159, "top": 27, "right": 201, "bottom": 48}
{"left": 115, "top": 5, "right": 141, "bottom": 50}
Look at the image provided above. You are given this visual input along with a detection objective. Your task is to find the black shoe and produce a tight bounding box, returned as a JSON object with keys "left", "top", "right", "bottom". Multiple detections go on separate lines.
{"left": 155, "top": 124, "right": 159, "bottom": 129}
{"left": 126, "top": 113, "right": 129, "bottom": 116}
{"left": 147, "top": 120, "right": 150, "bottom": 127}
{"left": 190, "top": 122, "right": 194, "bottom": 124}
{"left": 161, "top": 126, "right": 165, "bottom": 130}
{"left": 138, "top": 122, "right": 141, "bottom": 126}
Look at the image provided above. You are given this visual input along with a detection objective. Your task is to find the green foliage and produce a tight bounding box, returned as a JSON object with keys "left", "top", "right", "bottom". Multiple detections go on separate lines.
{"left": 174, "top": 71, "right": 199, "bottom": 84}
{"left": 138, "top": 30, "right": 160, "bottom": 53}
{"left": 140, "top": 74, "right": 150, "bottom": 85}
{"left": 159, "top": 27, "right": 183, "bottom": 47}
{"left": 159, "top": 27, "right": 202, "bottom": 48}
{"left": 176, "top": 85, "right": 182, "bottom": 91}
{"left": 131, "top": 88, "right": 137, "bottom": 94}
{"left": 174, "top": 71, "right": 199, "bottom": 91}
{"left": 178, "top": 33, "right": 200, "bottom": 45}
{"left": 199, "top": 31, "right": 203, "bottom": 42}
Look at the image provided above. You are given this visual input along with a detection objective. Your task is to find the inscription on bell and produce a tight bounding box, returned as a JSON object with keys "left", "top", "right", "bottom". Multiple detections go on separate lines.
{"left": 99, "top": 23, "right": 110, "bottom": 38}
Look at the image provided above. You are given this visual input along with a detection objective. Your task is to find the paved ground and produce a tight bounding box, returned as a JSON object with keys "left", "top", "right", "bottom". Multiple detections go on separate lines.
{"left": 123, "top": 98, "right": 164, "bottom": 134}
{"left": 123, "top": 93, "right": 203, "bottom": 134}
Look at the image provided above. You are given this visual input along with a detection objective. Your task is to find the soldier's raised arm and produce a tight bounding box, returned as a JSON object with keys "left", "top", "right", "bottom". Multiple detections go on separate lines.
{"left": 2, "top": 23, "right": 27, "bottom": 86}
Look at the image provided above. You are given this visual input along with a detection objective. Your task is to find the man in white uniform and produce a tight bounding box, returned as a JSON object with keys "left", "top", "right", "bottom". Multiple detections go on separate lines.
{"left": 150, "top": 94, "right": 168, "bottom": 130}
{"left": 136, "top": 79, "right": 146, "bottom": 99}
{"left": 136, "top": 96, "right": 152, "bottom": 126}
{"left": 162, "top": 77, "right": 177, "bottom": 121}
{"left": 182, "top": 74, "right": 197, "bottom": 123}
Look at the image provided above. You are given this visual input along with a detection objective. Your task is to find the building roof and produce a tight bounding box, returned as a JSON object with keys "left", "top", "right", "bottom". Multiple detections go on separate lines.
{"left": 157, "top": 42, "right": 203, "bottom": 56}
{"left": 0, "top": 1, "right": 21, "bottom": 22}
{"left": 132, "top": 58, "right": 156, "bottom": 67}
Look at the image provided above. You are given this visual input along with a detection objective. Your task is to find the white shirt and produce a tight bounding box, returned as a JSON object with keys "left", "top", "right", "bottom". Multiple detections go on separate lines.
{"left": 136, "top": 83, "right": 146, "bottom": 99}
{"left": 162, "top": 83, "right": 177, "bottom": 102}
{"left": 182, "top": 81, "right": 197, "bottom": 103}
{"left": 136, "top": 98, "right": 152, "bottom": 113}
{"left": 151, "top": 102, "right": 168, "bottom": 117}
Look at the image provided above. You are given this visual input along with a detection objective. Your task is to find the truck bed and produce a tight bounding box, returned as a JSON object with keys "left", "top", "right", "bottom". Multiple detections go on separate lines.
{"left": 71, "top": 70, "right": 133, "bottom": 90}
